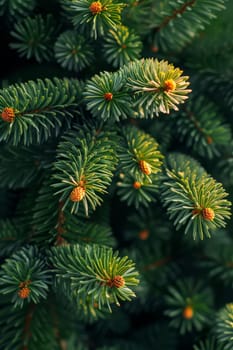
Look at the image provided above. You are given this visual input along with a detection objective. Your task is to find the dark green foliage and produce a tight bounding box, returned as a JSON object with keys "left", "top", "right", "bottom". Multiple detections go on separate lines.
{"left": 0, "top": 0, "right": 233, "bottom": 349}
{"left": 202, "top": 239, "right": 233, "bottom": 287}
{"left": 102, "top": 25, "right": 142, "bottom": 68}
{"left": 0, "top": 144, "right": 53, "bottom": 189}
{"left": 193, "top": 337, "right": 224, "bottom": 350}
{"left": 161, "top": 153, "right": 231, "bottom": 240}
{"left": 54, "top": 31, "right": 94, "bottom": 72}
{"left": 0, "top": 0, "right": 36, "bottom": 18}
{"left": 118, "top": 125, "right": 163, "bottom": 181}
{"left": 52, "top": 124, "right": 119, "bottom": 215}
{"left": 10, "top": 15, "right": 58, "bottom": 62}
{"left": 51, "top": 243, "right": 139, "bottom": 311}
{"left": 116, "top": 172, "right": 159, "bottom": 208}
{"left": 217, "top": 141, "right": 233, "bottom": 186}
{"left": 61, "top": 0, "right": 126, "bottom": 39}
{"left": 215, "top": 304, "right": 233, "bottom": 350}
{"left": 84, "top": 71, "right": 133, "bottom": 121}
{"left": 151, "top": 0, "right": 226, "bottom": 52}
{"left": 0, "top": 219, "right": 25, "bottom": 255}
{"left": 0, "top": 78, "right": 82, "bottom": 146}
{"left": 165, "top": 278, "right": 213, "bottom": 334}
{"left": 0, "top": 246, "right": 51, "bottom": 308}
{"left": 123, "top": 58, "right": 191, "bottom": 117}
{"left": 175, "top": 96, "right": 232, "bottom": 159}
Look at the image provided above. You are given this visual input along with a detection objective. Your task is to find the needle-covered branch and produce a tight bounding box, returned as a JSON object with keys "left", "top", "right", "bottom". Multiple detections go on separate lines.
{"left": 51, "top": 244, "right": 139, "bottom": 311}
{"left": 0, "top": 78, "right": 82, "bottom": 146}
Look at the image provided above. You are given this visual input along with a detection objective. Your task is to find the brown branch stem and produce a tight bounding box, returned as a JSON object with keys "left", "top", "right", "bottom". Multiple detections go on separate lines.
{"left": 155, "top": 0, "right": 196, "bottom": 32}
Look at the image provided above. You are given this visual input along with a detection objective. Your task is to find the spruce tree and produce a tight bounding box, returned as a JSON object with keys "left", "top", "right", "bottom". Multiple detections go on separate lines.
{"left": 0, "top": 1, "right": 232, "bottom": 349}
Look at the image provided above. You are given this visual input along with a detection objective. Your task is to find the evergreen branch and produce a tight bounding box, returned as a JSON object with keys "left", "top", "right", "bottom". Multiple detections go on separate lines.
{"left": 156, "top": 0, "right": 196, "bottom": 31}
{"left": 125, "top": 207, "right": 172, "bottom": 242}
{"left": 0, "top": 0, "right": 36, "bottom": 18}
{"left": 200, "top": 70, "right": 233, "bottom": 113}
{"left": 61, "top": 0, "right": 126, "bottom": 39}
{"left": 202, "top": 242, "right": 233, "bottom": 288}
{"left": 0, "top": 78, "right": 81, "bottom": 146}
{"left": 0, "top": 246, "right": 51, "bottom": 308}
{"left": 63, "top": 214, "right": 116, "bottom": 247}
{"left": 116, "top": 172, "right": 159, "bottom": 208}
{"left": 175, "top": 96, "right": 232, "bottom": 159}
{"left": 52, "top": 124, "right": 118, "bottom": 215}
{"left": 123, "top": 58, "right": 191, "bottom": 117}
{"left": 122, "top": 0, "right": 154, "bottom": 35}
{"left": 32, "top": 177, "right": 114, "bottom": 247}
{"left": 0, "top": 219, "right": 25, "bottom": 256}
{"left": 151, "top": 0, "right": 226, "bottom": 52}
{"left": 193, "top": 337, "right": 224, "bottom": 350}
{"left": 118, "top": 125, "right": 163, "bottom": 181}
{"left": 165, "top": 152, "right": 207, "bottom": 177}
{"left": 51, "top": 243, "right": 139, "bottom": 311}
{"left": 56, "top": 290, "right": 111, "bottom": 322}
{"left": 215, "top": 304, "right": 233, "bottom": 350}
{"left": 0, "top": 145, "right": 50, "bottom": 189}
{"left": 0, "top": 301, "right": 60, "bottom": 350}
{"left": 161, "top": 154, "right": 231, "bottom": 240}
{"left": 102, "top": 25, "right": 142, "bottom": 68}
{"left": 0, "top": 299, "right": 26, "bottom": 350}
{"left": 54, "top": 30, "right": 94, "bottom": 72}
{"left": 84, "top": 71, "right": 133, "bottom": 121}
{"left": 217, "top": 141, "right": 233, "bottom": 186}
{"left": 32, "top": 177, "right": 68, "bottom": 245}
{"left": 10, "top": 15, "right": 59, "bottom": 62}
{"left": 164, "top": 278, "right": 213, "bottom": 334}
{"left": 129, "top": 241, "right": 174, "bottom": 287}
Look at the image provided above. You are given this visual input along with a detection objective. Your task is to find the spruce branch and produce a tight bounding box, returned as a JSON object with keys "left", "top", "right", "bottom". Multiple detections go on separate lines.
{"left": 215, "top": 304, "right": 233, "bottom": 350}
{"left": 0, "top": 0, "right": 36, "bottom": 18}
{"left": 52, "top": 124, "right": 118, "bottom": 215}
{"left": 84, "top": 71, "right": 133, "bottom": 121}
{"left": 0, "top": 145, "right": 51, "bottom": 189}
{"left": 164, "top": 278, "right": 213, "bottom": 334}
{"left": 0, "top": 300, "right": 63, "bottom": 350}
{"left": 175, "top": 96, "right": 232, "bottom": 159}
{"left": 202, "top": 241, "right": 233, "bottom": 287}
{"left": 10, "top": 15, "right": 58, "bottom": 63}
{"left": 54, "top": 30, "right": 94, "bottom": 72}
{"left": 0, "top": 219, "right": 25, "bottom": 256}
{"left": 122, "top": 0, "right": 154, "bottom": 35}
{"left": 0, "top": 246, "right": 51, "bottom": 308}
{"left": 51, "top": 243, "right": 139, "bottom": 311}
{"left": 116, "top": 172, "right": 159, "bottom": 208}
{"left": 0, "top": 78, "right": 81, "bottom": 146}
{"left": 193, "top": 337, "right": 224, "bottom": 350}
{"left": 161, "top": 154, "right": 231, "bottom": 240}
{"left": 123, "top": 58, "right": 191, "bottom": 117}
{"left": 217, "top": 141, "right": 233, "bottom": 186}
{"left": 102, "top": 25, "right": 142, "bottom": 68}
{"left": 118, "top": 125, "right": 163, "bottom": 181}
{"left": 151, "top": 0, "right": 226, "bottom": 52}
{"left": 61, "top": 0, "right": 126, "bottom": 39}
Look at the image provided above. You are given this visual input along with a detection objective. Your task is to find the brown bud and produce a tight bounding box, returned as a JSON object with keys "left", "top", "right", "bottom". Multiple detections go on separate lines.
{"left": 107, "top": 275, "right": 125, "bottom": 288}
{"left": 202, "top": 208, "right": 215, "bottom": 221}
{"left": 1, "top": 107, "right": 15, "bottom": 122}
{"left": 138, "top": 229, "right": 149, "bottom": 240}
{"left": 18, "top": 287, "right": 30, "bottom": 299}
{"left": 70, "top": 186, "right": 85, "bottom": 202}
{"left": 104, "top": 92, "right": 113, "bottom": 101}
{"left": 133, "top": 181, "right": 141, "bottom": 189}
{"left": 164, "top": 79, "right": 176, "bottom": 92}
{"left": 89, "top": 1, "right": 103, "bottom": 14}
{"left": 138, "top": 160, "right": 151, "bottom": 175}
{"left": 182, "top": 305, "right": 194, "bottom": 319}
